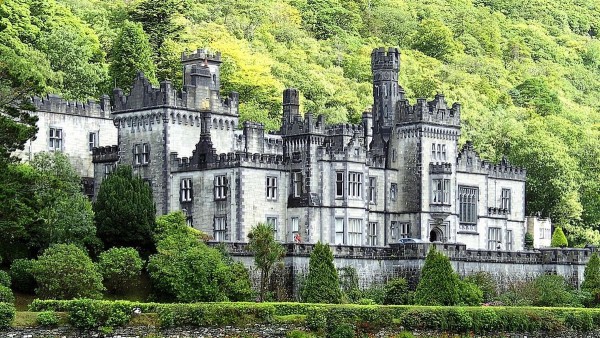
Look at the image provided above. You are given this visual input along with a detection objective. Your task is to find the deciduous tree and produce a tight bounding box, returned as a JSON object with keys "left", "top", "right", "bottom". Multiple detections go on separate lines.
{"left": 248, "top": 223, "right": 285, "bottom": 301}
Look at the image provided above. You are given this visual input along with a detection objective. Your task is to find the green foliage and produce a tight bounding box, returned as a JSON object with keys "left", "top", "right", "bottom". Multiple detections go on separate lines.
{"left": 414, "top": 247, "right": 460, "bottom": 305}
{"left": 582, "top": 253, "right": 600, "bottom": 298}
{"left": 31, "top": 244, "right": 104, "bottom": 299}
{"left": 301, "top": 242, "right": 342, "bottom": 304}
{"left": 0, "top": 303, "right": 15, "bottom": 329}
{"left": 511, "top": 78, "right": 562, "bottom": 116}
{"left": 524, "top": 232, "right": 534, "bottom": 249}
{"left": 383, "top": 278, "right": 409, "bottom": 305}
{"left": 29, "top": 152, "right": 100, "bottom": 255}
{"left": 37, "top": 310, "right": 59, "bottom": 327}
{"left": 148, "top": 212, "right": 253, "bottom": 302}
{"left": 339, "top": 266, "right": 361, "bottom": 303}
{"left": 329, "top": 322, "right": 355, "bottom": 338}
{"left": 531, "top": 274, "right": 580, "bottom": 307}
{"left": 551, "top": 227, "right": 569, "bottom": 247}
{"left": 94, "top": 166, "right": 156, "bottom": 255}
{"left": 457, "top": 280, "right": 483, "bottom": 306}
{"left": 286, "top": 330, "right": 315, "bottom": 338}
{"left": 109, "top": 20, "right": 157, "bottom": 91}
{"left": 411, "top": 19, "right": 462, "bottom": 61}
{"left": 464, "top": 272, "right": 497, "bottom": 303}
{"left": 248, "top": 223, "right": 285, "bottom": 301}
{"left": 0, "top": 285, "right": 14, "bottom": 304}
{"left": 97, "top": 247, "right": 144, "bottom": 294}
{"left": 9, "top": 258, "right": 36, "bottom": 293}
{"left": 0, "top": 271, "right": 10, "bottom": 289}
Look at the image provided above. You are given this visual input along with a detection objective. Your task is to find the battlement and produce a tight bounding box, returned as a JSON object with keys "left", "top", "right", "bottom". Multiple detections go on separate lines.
{"left": 92, "top": 145, "right": 119, "bottom": 163}
{"left": 171, "top": 151, "right": 285, "bottom": 172}
{"left": 282, "top": 112, "right": 325, "bottom": 136}
{"left": 325, "top": 123, "right": 364, "bottom": 136}
{"left": 31, "top": 94, "right": 111, "bottom": 118}
{"left": 397, "top": 94, "right": 461, "bottom": 126}
{"left": 429, "top": 162, "right": 452, "bottom": 174}
{"left": 371, "top": 47, "right": 400, "bottom": 71}
{"left": 113, "top": 72, "right": 238, "bottom": 116}
{"left": 181, "top": 49, "right": 222, "bottom": 63}
{"left": 457, "top": 142, "right": 526, "bottom": 180}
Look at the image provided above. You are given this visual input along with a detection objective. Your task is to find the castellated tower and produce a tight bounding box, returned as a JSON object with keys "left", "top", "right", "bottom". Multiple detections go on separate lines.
{"left": 371, "top": 48, "right": 405, "bottom": 131}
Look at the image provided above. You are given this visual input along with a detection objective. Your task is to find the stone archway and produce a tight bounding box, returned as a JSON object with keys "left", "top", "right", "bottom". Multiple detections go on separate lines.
{"left": 429, "top": 227, "right": 443, "bottom": 242}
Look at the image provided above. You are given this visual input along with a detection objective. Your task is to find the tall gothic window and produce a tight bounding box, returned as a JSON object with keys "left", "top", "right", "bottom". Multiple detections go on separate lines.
{"left": 501, "top": 188, "right": 511, "bottom": 211}
{"left": 266, "top": 176, "right": 278, "bottom": 200}
{"left": 367, "top": 177, "right": 376, "bottom": 203}
{"left": 335, "top": 218, "right": 344, "bottom": 244}
{"left": 432, "top": 179, "right": 450, "bottom": 204}
{"left": 348, "top": 172, "right": 362, "bottom": 198}
{"left": 335, "top": 171, "right": 344, "bottom": 197}
{"left": 367, "top": 222, "right": 377, "bottom": 246}
{"left": 214, "top": 175, "right": 228, "bottom": 200}
{"left": 459, "top": 186, "right": 478, "bottom": 223}
{"left": 180, "top": 178, "right": 193, "bottom": 202}
{"left": 214, "top": 216, "right": 227, "bottom": 241}
{"left": 292, "top": 171, "right": 303, "bottom": 197}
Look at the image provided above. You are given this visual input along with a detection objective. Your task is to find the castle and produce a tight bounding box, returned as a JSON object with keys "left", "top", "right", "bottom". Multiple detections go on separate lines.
{"left": 21, "top": 47, "right": 554, "bottom": 251}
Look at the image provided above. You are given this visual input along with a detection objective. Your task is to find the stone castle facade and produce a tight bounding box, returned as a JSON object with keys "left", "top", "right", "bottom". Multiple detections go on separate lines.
{"left": 22, "top": 47, "right": 549, "bottom": 251}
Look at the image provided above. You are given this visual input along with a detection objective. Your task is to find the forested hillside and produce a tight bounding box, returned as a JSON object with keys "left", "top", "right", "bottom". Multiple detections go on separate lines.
{"left": 0, "top": 0, "right": 598, "bottom": 242}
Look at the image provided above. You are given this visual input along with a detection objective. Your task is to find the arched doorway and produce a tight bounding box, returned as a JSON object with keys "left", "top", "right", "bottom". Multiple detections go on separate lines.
{"left": 429, "top": 228, "right": 443, "bottom": 242}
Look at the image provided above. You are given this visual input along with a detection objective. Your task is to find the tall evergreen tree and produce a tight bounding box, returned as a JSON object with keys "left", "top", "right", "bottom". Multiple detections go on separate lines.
{"left": 94, "top": 166, "right": 156, "bottom": 255}
{"left": 414, "top": 246, "right": 460, "bottom": 305}
{"left": 109, "top": 20, "right": 157, "bottom": 91}
{"left": 582, "top": 252, "right": 600, "bottom": 293}
{"left": 301, "top": 242, "right": 342, "bottom": 303}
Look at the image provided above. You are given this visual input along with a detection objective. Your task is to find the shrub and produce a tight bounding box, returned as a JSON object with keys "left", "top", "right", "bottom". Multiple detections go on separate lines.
{"left": 0, "top": 271, "right": 10, "bottom": 288}
{"left": 305, "top": 307, "right": 327, "bottom": 332}
{"left": 37, "top": 311, "right": 60, "bottom": 327}
{"left": 10, "top": 258, "right": 35, "bottom": 293}
{"left": 414, "top": 246, "right": 460, "bottom": 305}
{"left": 457, "top": 280, "right": 483, "bottom": 305}
{"left": 330, "top": 323, "right": 355, "bottom": 338}
{"left": 31, "top": 244, "right": 104, "bottom": 299}
{"left": 339, "top": 267, "right": 361, "bottom": 303}
{"left": 551, "top": 227, "right": 568, "bottom": 247}
{"left": 286, "top": 330, "right": 315, "bottom": 338}
{"left": 360, "top": 285, "right": 386, "bottom": 304}
{"left": 464, "top": 272, "right": 497, "bottom": 302}
{"left": 0, "top": 285, "right": 14, "bottom": 303}
{"left": 247, "top": 223, "right": 285, "bottom": 302}
{"left": 97, "top": 247, "right": 144, "bottom": 294}
{"left": 0, "top": 303, "right": 15, "bottom": 329}
{"left": 301, "top": 242, "right": 342, "bottom": 304}
{"left": 383, "top": 278, "right": 409, "bottom": 305}
{"left": 532, "top": 274, "right": 580, "bottom": 307}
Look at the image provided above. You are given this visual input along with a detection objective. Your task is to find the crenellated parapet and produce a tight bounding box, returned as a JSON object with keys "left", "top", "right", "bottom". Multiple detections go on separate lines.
{"left": 457, "top": 141, "right": 526, "bottom": 180}
{"left": 282, "top": 112, "right": 326, "bottom": 136}
{"left": 171, "top": 151, "right": 285, "bottom": 172}
{"left": 31, "top": 94, "right": 112, "bottom": 118}
{"left": 429, "top": 162, "right": 452, "bottom": 174}
{"left": 397, "top": 94, "right": 461, "bottom": 127}
{"left": 92, "top": 145, "right": 119, "bottom": 163}
{"left": 181, "top": 49, "right": 222, "bottom": 63}
{"left": 112, "top": 71, "right": 238, "bottom": 116}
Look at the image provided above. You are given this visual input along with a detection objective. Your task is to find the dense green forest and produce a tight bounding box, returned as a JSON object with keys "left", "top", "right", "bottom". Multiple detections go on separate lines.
{"left": 0, "top": 0, "right": 599, "bottom": 243}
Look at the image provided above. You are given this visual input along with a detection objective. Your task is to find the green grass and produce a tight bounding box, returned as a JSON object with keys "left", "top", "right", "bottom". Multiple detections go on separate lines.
{"left": 274, "top": 314, "right": 306, "bottom": 324}
{"left": 12, "top": 311, "right": 68, "bottom": 327}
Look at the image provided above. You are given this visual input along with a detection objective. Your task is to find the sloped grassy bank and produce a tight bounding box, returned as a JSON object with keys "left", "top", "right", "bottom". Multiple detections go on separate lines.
{"left": 3, "top": 300, "right": 600, "bottom": 337}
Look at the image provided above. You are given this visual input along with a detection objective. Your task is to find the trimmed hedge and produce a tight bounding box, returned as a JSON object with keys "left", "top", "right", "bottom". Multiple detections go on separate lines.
{"left": 27, "top": 300, "right": 600, "bottom": 334}
{"left": 0, "top": 302, "right": 15, "bottom": 329}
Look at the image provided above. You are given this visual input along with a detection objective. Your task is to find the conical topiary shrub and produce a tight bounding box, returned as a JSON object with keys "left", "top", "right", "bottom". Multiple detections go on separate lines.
{"left": 301, "top": 242, "right": 342, "bottom": 303}
{"left": 551, "top": 227, "right": 568, "bottom": 247}
{"left": 413, "top": 246, "right": 460, "bottom": 305}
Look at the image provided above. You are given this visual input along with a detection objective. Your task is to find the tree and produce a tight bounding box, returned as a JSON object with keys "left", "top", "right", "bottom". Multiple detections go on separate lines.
{"left": 29, "top": 152, "right": 99, "bottom": 254}
{"left": 524, "top": 232, "right": 534, "bottom": 249}
{"left": 510, "top": 78, "right": 562, "bottom": 116}
{"left": 97, "top": 247, "right": 144, "bottom": 294}
{"left": 109, "top": 20, "right": 157, "bottom": 91}
{"left": 94, "top": 166, "right": 156, "bottom": 255}
{"left": 148, "top": 211, "right": 252, "bottom": 302}
{"left": 410, "top": 19, "right": 462, "bottom": 61}
{"left": 31, "top": 244, "right": 104, "bottom": 299}
{"left": 551, "top": 227, "right": 568, "bottom": 247}
{"left": 582, "top": 253, "right": 600, "bottom": 293}
{"left": 414, "top": 246, "right": 460, "bottom": 305}
{"left": 247, "top": 223, "right": 285, "bottom": 302}
{"left": 301, "top": 242, "right": 342, "bottom": 304}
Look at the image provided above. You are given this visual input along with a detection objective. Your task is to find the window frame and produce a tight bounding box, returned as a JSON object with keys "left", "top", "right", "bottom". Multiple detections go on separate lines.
{"left": 214, "top": 216, "right": 227, "bottom": 241}
{"left": 335, "top": 171, "right": 344, "bottom": 198}
{"left": 367, "top": 177, "right": 377, "bottom": 204}
{"left": 459, "top": 186, "right": 479, "bottom": 224}
{"left": 348, "top": 172, "right": 363, "bottom": 198}
{"left": 180, "top": 178, "right": 193, "bottom": 202}
{"left": 266, "top": 176, "right": 278, "bottom": 201}
{"left": 432, "top": 179, "right": 450, "bottom": 204}
{"left": 88, "top": 131, "right": 98, "bottom": 151}
{"left": 399, "top": 222, "right": 410, "bottom": 239}
{"left": 348, "top": 218, "right": 362, "bottom": 245}
{"left": 367, "top": 222, "right": 377, "bottom": 246}
{"left": 335, "top": 218, "right": 344, "bottom": 244}
{"left": 292, "top": 171, "right": 303, "bottom": 198}
{"left": 501, "top": 188, "right": 511, "bottom": 212}
{"left": 214, "top": 175, "right": 228, "bottom": 200}
{"left": 390, "top": 183, "right": 397, "bottom": 201}
{"left": 487, "top": 227, "right": 501, "bottom": 250}
{"left": 49, "top": 127, "right": 63, "bottom": 151}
